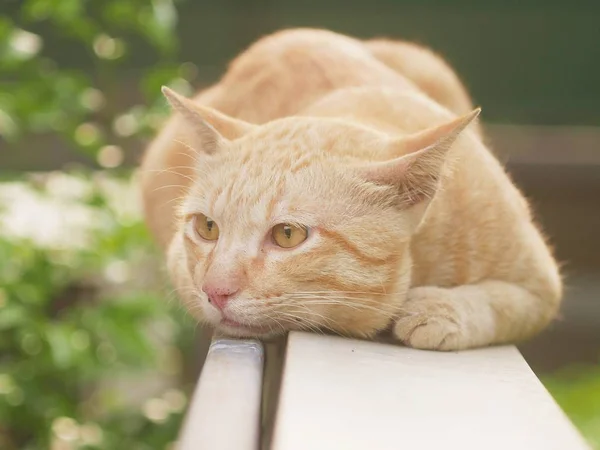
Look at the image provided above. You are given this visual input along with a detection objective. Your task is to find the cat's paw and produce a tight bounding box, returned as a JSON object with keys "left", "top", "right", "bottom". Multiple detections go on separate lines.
{"left": 393, "top": 287, "right": 466, "bottom": 351}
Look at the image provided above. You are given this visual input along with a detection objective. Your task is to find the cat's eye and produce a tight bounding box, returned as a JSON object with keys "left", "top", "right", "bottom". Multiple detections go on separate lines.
{"left": 272, "top": 223, "right": 308, "bottom": 248}
{"left": 193, "top": 214, "right": 220, "bottom": 241}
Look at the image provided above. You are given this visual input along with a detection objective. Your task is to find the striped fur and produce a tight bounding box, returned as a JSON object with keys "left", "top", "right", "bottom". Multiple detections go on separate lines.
{"left": 141, "top": 29, "right": 561, "bottom": 350}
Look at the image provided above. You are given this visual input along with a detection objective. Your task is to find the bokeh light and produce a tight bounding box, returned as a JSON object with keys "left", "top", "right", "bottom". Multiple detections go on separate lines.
{"left": 93, "top": 34, "right": 125, "bottom": 60}
{"left": 97, "top": 145, "right": 124, "bottom": 168}
{"left": 79, "top": 88, "right": 105, "bottom": 112}
{"left": 113, "top": 114, "right": 139, "bottom": 137}
{"left": 143, "top": 397, "right": 171, "bottom": 423}
{"left": 74, "top": 123, "right": 101, "bottom": 147}
{"left": 51, "top": 417, "right": 79, "bottom": 442}
{"left": 9, "top": 28, "right": 42, "bottom": 58}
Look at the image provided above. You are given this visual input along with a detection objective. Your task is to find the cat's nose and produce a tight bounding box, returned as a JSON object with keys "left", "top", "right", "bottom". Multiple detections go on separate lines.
{"left": 202, "top": 283, "right": 239, "bottom": 311}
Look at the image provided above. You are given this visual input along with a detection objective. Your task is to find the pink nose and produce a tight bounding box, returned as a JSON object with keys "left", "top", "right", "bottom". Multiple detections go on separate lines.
{"left": 202, "top": 283, "right": 239, "bottom": 311}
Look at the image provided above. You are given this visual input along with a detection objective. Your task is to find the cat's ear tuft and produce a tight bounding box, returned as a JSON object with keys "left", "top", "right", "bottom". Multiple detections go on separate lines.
{"left": 388, "top": 107, "right": 481, "bottom": 159}
{"left": 358, "top": 108, "right": 480, "bottom": 227}
{"left": 161, "top": 86, "right": 255, "bottom": 154}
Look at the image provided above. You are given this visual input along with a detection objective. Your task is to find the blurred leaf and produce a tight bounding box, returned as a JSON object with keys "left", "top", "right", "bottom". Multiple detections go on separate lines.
{"left": 0, "top": 304, "right": 28, "bottom": 330}
{"left": 22, "top": 0, "right": 83, "bottom": 22}
{"left": 45, "top": 324, "right": 74, "bottom": 369}
{"left": 104, "top": 0, "right": 177, "bottom": 53}
{"left": 22, "top": 0, "right": 98, "bottom": 43}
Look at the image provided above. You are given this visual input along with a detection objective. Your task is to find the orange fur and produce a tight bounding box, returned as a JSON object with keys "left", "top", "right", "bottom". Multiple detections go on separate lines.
{"left": 140, "top": 29, "right": 561, "bottom": 350}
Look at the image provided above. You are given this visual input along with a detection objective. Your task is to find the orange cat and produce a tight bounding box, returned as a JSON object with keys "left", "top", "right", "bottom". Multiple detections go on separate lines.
{"left": 140, "top": 29, "right": 561, "bottom": 350}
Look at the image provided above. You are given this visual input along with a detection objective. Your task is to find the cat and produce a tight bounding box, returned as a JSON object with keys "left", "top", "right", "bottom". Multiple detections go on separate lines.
{"left": 140, "top": 28, "right": 561, "bottom": 350}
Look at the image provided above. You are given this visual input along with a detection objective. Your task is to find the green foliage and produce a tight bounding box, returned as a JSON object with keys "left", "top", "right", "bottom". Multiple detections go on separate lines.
{"left": 0, "top": 0, "right": 193, "bottom": 162}
{"left": 0, "top": 174, "right": 197, "bottom": 449}
{"left": 544, "top": 368, "right": 600, "bottom": 449}
{"left": 0, "top": 1, "right": 198, "bottom": 448}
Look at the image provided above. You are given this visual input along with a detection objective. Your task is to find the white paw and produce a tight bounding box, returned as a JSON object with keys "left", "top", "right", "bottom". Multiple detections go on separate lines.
{"left": 393, "top": 287, "right": 466, "bottom": 351}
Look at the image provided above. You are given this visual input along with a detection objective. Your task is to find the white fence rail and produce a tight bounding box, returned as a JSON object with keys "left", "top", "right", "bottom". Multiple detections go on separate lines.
{"left": 178, "top": 331, "right": 590, "bottom": 450}
{"left": 177, "top": 339, "right": 264, "bottom": 450}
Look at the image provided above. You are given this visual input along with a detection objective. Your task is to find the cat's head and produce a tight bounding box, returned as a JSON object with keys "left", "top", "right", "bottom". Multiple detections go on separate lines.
{"left": 162, "top": 87, "right": 479, "bottom": 338}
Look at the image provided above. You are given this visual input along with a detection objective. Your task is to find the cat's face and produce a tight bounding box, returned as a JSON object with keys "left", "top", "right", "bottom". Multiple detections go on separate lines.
{"left": 174, "top": 122, "right": 413, "bottom": 338}
{"left": 162, "top": 87, "right": 478, "bottom": 338}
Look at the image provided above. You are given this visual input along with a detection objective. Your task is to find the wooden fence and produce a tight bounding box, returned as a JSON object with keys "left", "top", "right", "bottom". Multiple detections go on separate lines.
{"left": 178, "top": 332, "right": 590, "bottom": 450}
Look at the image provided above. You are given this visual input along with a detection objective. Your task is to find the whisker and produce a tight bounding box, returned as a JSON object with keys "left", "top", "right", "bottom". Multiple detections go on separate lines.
{"left": 143, "top": 167, "right": 196, "bottom": 184}
{"left": 290, "top": 290, "right": 395, "bottom": 297}
{"left": 277, "top": 298, "right": 397, "bottom": 319}
{"left": 283, "top": 295, "right": 395, "bottom": 312}
{"left": 286, "top": 294, "right": 389, "bottom": 306}
{"left": 278, "top": 306, "right": 341, "bottom": 335}
{"left": 278, "top": 312, "right": 324, "bottom": 335}
{"left": 173, "top": 140, "right": 199, "bottom": 156}
{"left": 151, "top": 184, "right": 190, "bottom": 194}
{"left": 162, "top": 195, "right": 187, "bottom": 208}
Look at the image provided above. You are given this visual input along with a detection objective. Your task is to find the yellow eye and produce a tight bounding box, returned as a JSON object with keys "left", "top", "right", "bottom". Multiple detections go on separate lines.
{"left": 193, "top": 214, "right": 219, "bottom": 241}
{"left": 272, "top": 223, "right": 308, "bottom": 248}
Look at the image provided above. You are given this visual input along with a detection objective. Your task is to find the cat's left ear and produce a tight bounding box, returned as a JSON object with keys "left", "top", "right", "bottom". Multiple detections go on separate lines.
{"left": 161, "top": 86, "right": 256, "bottom": 154}
{"left": 358, "top": 108, "right": 481, "bottom": 227}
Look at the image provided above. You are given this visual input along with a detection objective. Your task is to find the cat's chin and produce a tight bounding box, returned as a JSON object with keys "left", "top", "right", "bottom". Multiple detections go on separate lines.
{"left": 215, "top": 318, "right": 283, "bottom": 339}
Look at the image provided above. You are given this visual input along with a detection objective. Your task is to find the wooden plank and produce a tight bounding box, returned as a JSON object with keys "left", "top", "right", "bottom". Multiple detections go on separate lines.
{"left": 486, "top": 123, "right": 600, "bottom": 166}
{"left": 271, "top": 332, "right": 590, "bottom": 450}
{"left": 177, "top": 338, "right": 264, "bottom": 450}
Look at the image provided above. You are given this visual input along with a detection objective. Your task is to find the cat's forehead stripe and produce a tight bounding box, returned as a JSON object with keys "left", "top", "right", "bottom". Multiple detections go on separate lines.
{"left": 208, "top": 166, "right": 286, "bottom": 226}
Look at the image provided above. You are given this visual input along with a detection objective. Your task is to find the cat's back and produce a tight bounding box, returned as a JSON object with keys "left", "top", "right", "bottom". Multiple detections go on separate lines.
{"left": 197, "top": 28, "right": 417, "bottom": 123}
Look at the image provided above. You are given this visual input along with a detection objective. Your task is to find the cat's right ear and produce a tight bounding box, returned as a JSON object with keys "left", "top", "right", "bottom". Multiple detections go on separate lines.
{"left": 357, "top": 108, "right": 480, "bottom": 229}
{"left": 161, "top": 86, "right": 256, "bottom": 154}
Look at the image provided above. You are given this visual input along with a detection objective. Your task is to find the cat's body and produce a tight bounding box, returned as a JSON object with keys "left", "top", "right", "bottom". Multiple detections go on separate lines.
{"left": 141, "top": 29, "right": 561, "bottom": 350}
